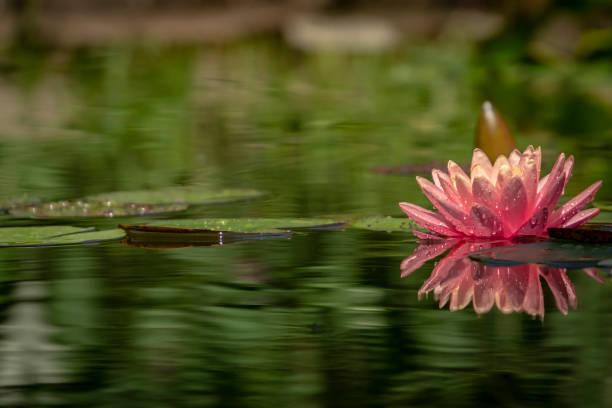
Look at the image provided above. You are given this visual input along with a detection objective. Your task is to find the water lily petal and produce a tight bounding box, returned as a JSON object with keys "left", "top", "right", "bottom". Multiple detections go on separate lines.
{"left": 420, "top": 256, "right": 465, "bottom": 296}
{"left": 498, "top": 265, "right": 529, "bottom": 311}
{"left": 548, "top": 180, "right": 602, "bottom": 227}
{"left": 449, "top": 274, "right": 474, "bottom": 311}
{"left": 519, "top": 146, "right": 539, "bottom": 209}
{"left": 495, "top": 290, "right": 511, "bottom": 313}
{"left": 448, "top": 161, "right": 473, "bottom": 209}
{"left": 472, "top": 175, "right": 501, "bottom": 212}
{"left": 500, "top": 176, "right": 528, "bottom": 231}
{"left": 534, "top": 146, "right": 542, "bottom": 181}
{"left": 447, "top": 160, "right": 469, "bottom": 180}
{"left": 470, "top": 203, "right": 507, "bottom": 237}
{"left": 471, "top": 148, "right": 493, "bottom": 177}
{"left": 412, "top": 230, "right": 444, "bottom": 241}
{"left": 471, "top": 263, "right": 497, "bottom": 314}
{"left": 537, "top": 173, "right": 548, "bottom": 194}
{"left": 508, "top": 149, "right": 521, "bottom": 167}
{"left": 560, "top": 207, "right": 600, "bottom": 229}
{"left": 520, "top": 144, "right": 534, "bottom": 159}
{"left": 583, "top": 268, "right": 605, "bottom": 284}
{"left": 515, "top": 207, "right": 548, "bottom": 236}
{"left": 435, "top": 259, "right": 471, "bottom": 307}
{"left": 491, "top": 155, "right": 511, "bottom": 189}
{"left": 536, "top": 153, "right": 566, "bottom": 212}
{"left": 431, "top": 168, "right": 443, "bottom": 189}
{"left": 496, "top": 161, "right": 513, "bottom": 192}
{"left": 541, "top": 268, "right": 576, "bottom": 314}
{"left": 399, "top": 202, "right": 459, "bottom": 236}
{"left": 522, "top": 265, "right": 544, "bottom": 318}
{"left": 562, "top": 155, "right": 574, "bottom": 194}
{"left": 434, "top": 170, "right": 465, "bottom": 209}
{"left": 400, "top": 240, "right": 456, "bottom": 277}
{"left": 417, "top": 177, "right": 473, "bottom": 235}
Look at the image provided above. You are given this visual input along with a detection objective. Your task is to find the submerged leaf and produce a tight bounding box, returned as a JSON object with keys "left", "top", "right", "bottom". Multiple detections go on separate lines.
{"left": 0, "top": 226, "right": 124, "bottom": 247}
{"left": 469, "top": 241, "right": 612, "bottom": 268}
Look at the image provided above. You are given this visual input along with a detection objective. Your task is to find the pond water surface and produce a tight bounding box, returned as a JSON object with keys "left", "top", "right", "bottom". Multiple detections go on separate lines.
{"left": 1, "top": 40, "right": 612, "bottom": 407}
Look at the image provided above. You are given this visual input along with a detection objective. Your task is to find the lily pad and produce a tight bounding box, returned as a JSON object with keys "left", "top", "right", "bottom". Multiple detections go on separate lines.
{"left": 119, "top": 218, "right": 345, "bottom": 247}
{"left": 548, "top": 224, "right": 612, "bottom": 243}
{"left": 469, "top": 241, "right": 612, "bottom": 269}
{"left": 122, "top": 218, "right": 344, "bottom": 233}
{"left": 9, "top": 201, "right": 188, "bottom": 219}
{"left": 47, "top": 228, "right": 125, "bottom": 245}
{"left": 86, "top": 187, "right": 265, "bottom": 206}
{"left": 347, "top": 216, "right": 415, "bottom": 232}
{"left": 0, "top": 226, "right": 125, "bottom": 247}
{"left": 8, "top": 187, "right": 265, "bottom": 220}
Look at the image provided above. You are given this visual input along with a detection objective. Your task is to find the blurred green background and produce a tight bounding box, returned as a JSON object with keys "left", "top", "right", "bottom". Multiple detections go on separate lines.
{"left": 0, "top": 0, "right": 612, "bottom": 406}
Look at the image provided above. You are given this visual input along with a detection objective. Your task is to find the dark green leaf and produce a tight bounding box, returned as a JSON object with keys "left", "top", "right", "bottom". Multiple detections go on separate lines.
{"left": 548, "top": 224, "right": 612, "bottom": 243}
{"left": 123, "top": 217, "right": 345, "bottom": 233}
{"left": 469, "top": 241, "right": 612, "bottom": 268}
{"left": 119, "top": 218, "right": 345, "bottom": 248}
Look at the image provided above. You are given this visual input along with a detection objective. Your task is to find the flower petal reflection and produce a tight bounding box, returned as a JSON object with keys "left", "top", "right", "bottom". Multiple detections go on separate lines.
{"left": 401, "top": 240, "right": 603, "bottom": 318}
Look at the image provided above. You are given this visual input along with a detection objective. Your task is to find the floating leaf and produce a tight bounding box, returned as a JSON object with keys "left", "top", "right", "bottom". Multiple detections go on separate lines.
{"left": 8, "top": 187, "right": 265, "bottom": 219}
{"left": 119, "top": 218, "right": 345, "bottom": 248}
{"left": 9, "top": 201, "right": 188, "bottom": 219}
{"left": 86, "top": 187, "right": 265, "bottom": 206}
{"left": 548, "top": 224, "right": 612, "bottom": 243}
{"left": 122, "top": 218, "right": 344, "bottom": 233}
{"left": 469, "top": 241, "right": 612, "bottom": 269}
{"left": 347, "top": 216, "right": 416, "bottom": 232}
{"left": 0, "top": 226, "right": 124, "bottom": 247}
{"left": 47, "top": 229, "right": 125, "bottom": 245}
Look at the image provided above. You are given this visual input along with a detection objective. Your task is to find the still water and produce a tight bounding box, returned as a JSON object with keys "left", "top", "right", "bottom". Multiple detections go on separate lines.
{"left": 1, "top": 39, "right": 612, "bottom": 406}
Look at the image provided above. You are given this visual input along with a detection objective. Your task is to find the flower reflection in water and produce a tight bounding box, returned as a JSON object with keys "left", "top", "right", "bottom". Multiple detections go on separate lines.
{"left": 401, "top": 239, "right": 604, "bottom": 318}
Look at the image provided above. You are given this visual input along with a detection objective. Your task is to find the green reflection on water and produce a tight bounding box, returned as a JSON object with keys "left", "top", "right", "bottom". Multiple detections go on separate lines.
{"left": 0, "top": 38, "right": 611, "bottom": 407}
{"left": 0, "top": 231, "right": 611, "bottom": 407}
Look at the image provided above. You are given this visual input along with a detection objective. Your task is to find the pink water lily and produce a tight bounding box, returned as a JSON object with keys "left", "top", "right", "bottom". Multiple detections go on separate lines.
{"left": 399, "top": 146, "right": 602, "bottom": 239}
